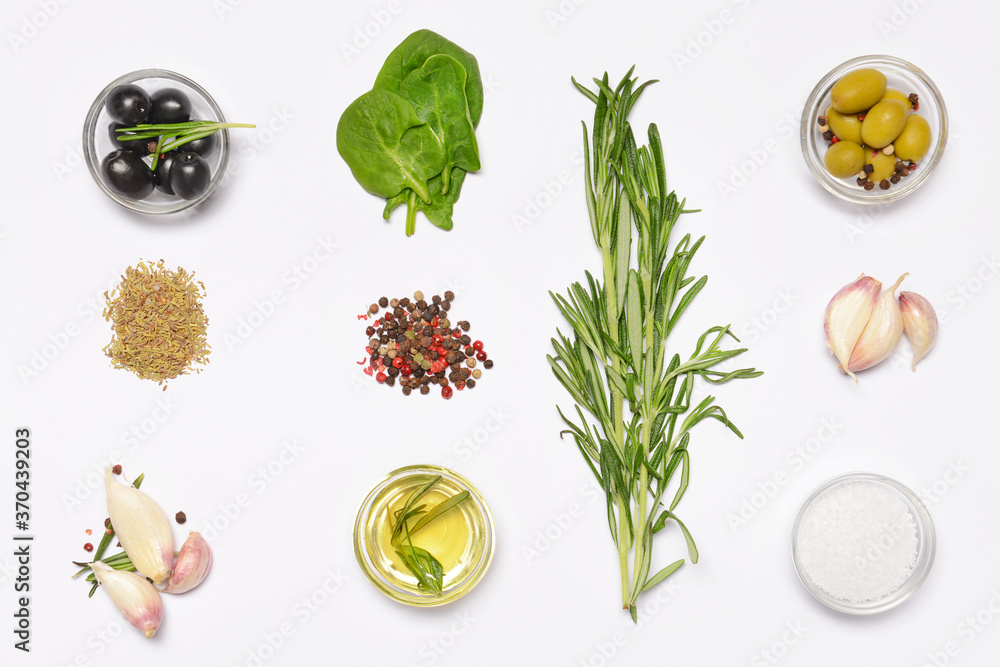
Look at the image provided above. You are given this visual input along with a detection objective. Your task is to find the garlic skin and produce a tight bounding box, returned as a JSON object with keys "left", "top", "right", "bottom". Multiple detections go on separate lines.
{"left": 105, "top": 467, "right": 174, "bottom": 586}
{"left": 164, "top": 532, "right": 213, "bottom": 594}
{"left": 91, "top": 561, "right": 164, "bottom": 638}
{"left": 825, "top": 275, "right": 881, "bottom": 381}
{"left": 847, "top": 273, "right": 908, "bottom": 375}
{"left": 899, "top": 291, "right": 938, "bottom": 370}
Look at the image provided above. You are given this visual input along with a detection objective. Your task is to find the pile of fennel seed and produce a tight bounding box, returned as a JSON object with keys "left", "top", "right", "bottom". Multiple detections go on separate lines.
{"left": 103, "top": 260, "right": 210, "bottom": 388}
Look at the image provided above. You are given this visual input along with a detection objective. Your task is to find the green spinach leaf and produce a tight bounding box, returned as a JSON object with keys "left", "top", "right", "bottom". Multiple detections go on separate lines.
{"left": 398, "top": 55, "right": 480, "bottom": 195}
{"left": 373, "top": 29, "right": 484, "bottom": 128}
{"left": 336, "top": 89, "right": 445, "bottom": 204}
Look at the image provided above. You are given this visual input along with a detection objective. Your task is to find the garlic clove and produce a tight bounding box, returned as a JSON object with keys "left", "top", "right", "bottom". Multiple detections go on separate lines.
{"left": 91, "top": 560, "right": 164, "bottom": 638}
{"left": 825, "top": 274, "right": 882, "bottom": 381}
{"left": 105, "top": 467, "right": 174, "bottom": 586}
{"left": 899, "top": 291, "right": 938, "bottom": 371}
{"left": 847, "top": 273, "right": 908, "bottom": 375}
{"left": 164, "top": 531, "right": 213, "bottom": 594}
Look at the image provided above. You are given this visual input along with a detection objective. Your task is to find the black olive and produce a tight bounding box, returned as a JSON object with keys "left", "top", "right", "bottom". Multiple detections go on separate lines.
{"left": 108, "top": 123, "right": 155, "bottom": 155}
{"left": 149, "top": 88, "right": 191, "bottom": 125}
{"left": 106, "top": 84, "right": 150, "bottom": 125}
{"left": 152, "top": 153, "right": 177, "bottom": 195}
{"left": 169, "top": 152, "right": 210, "bottom": 200}
{"left": 178, "top": 132, "right": 217, "bottom": 158}
{"left": 101, "top": 151, "right": 154, "bottom": 200}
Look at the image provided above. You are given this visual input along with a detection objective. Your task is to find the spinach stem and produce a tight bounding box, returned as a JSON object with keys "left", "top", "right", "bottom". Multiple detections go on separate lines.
{"left": 405, "top": 191, "right": 418, "bottom": 236}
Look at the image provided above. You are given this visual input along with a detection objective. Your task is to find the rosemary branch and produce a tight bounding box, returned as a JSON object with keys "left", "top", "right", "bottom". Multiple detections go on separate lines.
{"left": 550, "top": 68, "right": 762, "bottom": 621}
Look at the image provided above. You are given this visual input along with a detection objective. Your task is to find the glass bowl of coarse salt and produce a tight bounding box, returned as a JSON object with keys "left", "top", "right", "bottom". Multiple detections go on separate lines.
{"left": 791, "top": 472, "right": 935, "bottom": 614}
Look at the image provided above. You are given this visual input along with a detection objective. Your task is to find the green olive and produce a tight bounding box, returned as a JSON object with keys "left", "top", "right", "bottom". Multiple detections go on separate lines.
{"left": 880, "top": 88, "right": 911, "bottom": 111}
{"left": 830, "top": 68, "right": 887, "bottom": 114}
{"left": 825, "top": 105, "right": 862, "bottom": 144}
{"left": 861, "top": 99, "right": 907, "bottom": 149}
{"left": 893, "top": 115, "right": 931, "bottom": 162}
{"left": 824, "top": 140, "right": 865, "bottom": 179}
{"left": 865, "top": 150, "right": 897, "bottom": 184}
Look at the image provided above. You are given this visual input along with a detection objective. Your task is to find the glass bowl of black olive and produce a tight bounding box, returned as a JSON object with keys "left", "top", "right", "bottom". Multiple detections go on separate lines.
{"left": 83, "top": 69, "right": 231, "bottom": 215}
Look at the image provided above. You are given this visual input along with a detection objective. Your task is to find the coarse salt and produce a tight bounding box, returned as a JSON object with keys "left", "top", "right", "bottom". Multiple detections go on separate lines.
{"left": 796, "top": 479, "right": 918, "bottom": 602}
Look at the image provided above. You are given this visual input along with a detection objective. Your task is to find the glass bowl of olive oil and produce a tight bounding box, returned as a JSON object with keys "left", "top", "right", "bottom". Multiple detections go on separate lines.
{"left": 353, "top": 465, "right": 495, "bottom": 607}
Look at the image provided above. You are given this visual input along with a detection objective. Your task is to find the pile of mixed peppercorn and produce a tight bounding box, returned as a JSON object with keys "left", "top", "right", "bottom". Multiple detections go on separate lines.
{"left": 364, "top": 290, "right": 494, "bottom": 399}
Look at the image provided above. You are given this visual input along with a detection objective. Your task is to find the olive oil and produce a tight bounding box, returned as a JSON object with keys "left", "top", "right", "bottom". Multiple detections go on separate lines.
{"left": 354, "top": 466, "right": 495, "bottom": 606}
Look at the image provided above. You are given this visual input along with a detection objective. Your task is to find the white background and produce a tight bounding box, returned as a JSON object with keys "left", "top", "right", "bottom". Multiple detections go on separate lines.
{"left": 2, "top": 0, "right": 999, "bottom": 665}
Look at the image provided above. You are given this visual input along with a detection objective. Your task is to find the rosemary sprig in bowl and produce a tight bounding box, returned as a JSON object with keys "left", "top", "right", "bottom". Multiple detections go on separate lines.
{"left": 549, "top": 68, "right": 762, "bottom": 621}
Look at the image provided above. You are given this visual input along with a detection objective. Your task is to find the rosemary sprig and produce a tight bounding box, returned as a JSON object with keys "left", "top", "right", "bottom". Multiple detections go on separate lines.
{"left": 389, "top": 475, "right": 469, "bottom": 596}
{"left": 550, "top": 68, "right": 762, "bottom": 621}
{"left": 114, "top": 120, "right": 256, "bottom": 170}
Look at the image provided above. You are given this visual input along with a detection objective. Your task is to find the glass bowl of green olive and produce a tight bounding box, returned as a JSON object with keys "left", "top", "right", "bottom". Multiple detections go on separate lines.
{"left": 800, "top": 55, "right": 947, "bottom": 205}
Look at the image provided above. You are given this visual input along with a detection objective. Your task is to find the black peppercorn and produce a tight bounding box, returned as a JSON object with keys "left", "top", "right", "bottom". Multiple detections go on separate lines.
{"left": 420, "top": 384, "right": 430, "bottom": 395}
{"left": 466, "top": 378, "right": 476, "bottom": 389}
{"left": 890, "top": 173, "right": 901, "bottom": 184}
{"left": 440, "top": 300, "right": 451, "bottom": 311}
{"left": 863, "top": 164, "right": 874, "bottom": 174}
{"left": 879, "top": 179, "right": 890, "bottom": 190}
{"left": 823, "top": 130, "right": 834, "bottom": 141}
{"left": 378, "top": 296, "right": 388, "bottom": 308}
{"left": 402, "top": 386, "right": 412, "bottom": 396}
{"left": 857, "top": 177, "right": 869, "bottom": 187}
{"left": 863, "top": 180, "right": 875, "bottom": 191}
{"left": 484, "top": 359, "right": 494, "bottom": 369}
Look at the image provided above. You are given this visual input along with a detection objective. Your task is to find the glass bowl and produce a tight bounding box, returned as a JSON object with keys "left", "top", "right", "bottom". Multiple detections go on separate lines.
{"left": 791, "top": 472, "right": 935, "bottom": 614}
{"left": 353, "top": 464, "right": 495, "bottom": 607}
{"left": 83, "top": 69, "right": 230, "bottom": 215}
{"left": 800, "top": 55, "right": 947, "bottom": 204}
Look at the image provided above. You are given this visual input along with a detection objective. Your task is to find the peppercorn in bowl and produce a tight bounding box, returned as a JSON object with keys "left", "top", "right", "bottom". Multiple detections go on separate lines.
{"left": 800, "top": 55, "right": 947, "bottom": 205}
